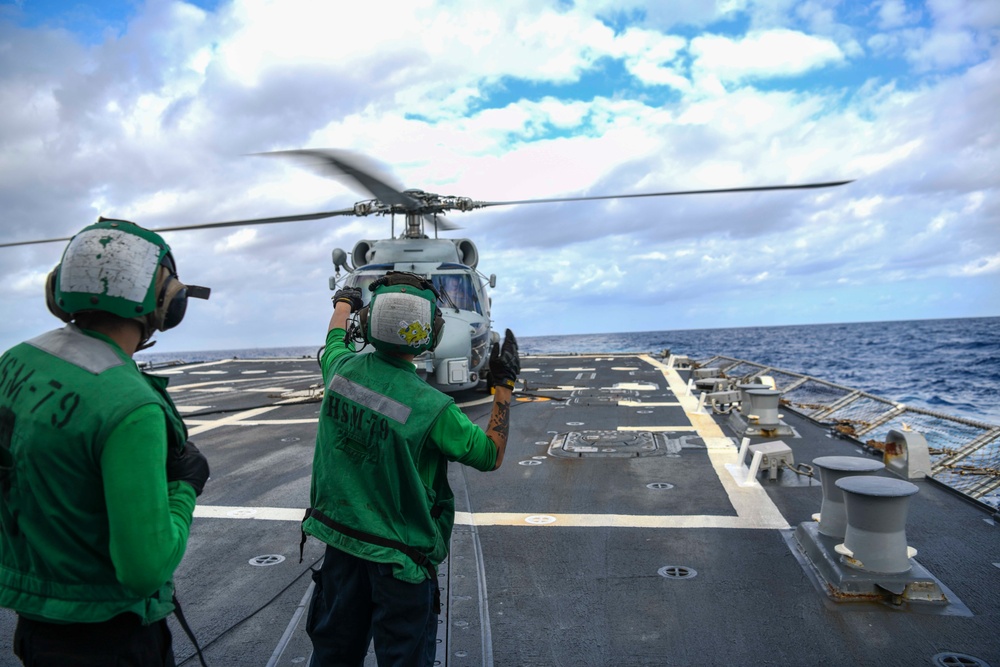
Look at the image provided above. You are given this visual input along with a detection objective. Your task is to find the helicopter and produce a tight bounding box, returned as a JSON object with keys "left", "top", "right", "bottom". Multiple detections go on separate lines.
{"left": 0, "top": 149, "right": 852, "bottom": 392}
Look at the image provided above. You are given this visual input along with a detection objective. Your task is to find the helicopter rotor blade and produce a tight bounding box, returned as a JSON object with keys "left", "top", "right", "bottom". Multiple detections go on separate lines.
{"left": 0, "top": 207, "right": 359, "bottom": 248}
{"left": 474, "top": 180, "right": 854, "bottom": 208}
{"left": 427, "top": 214, "right": 460, "bottom": 232}
{"left": 0, "top": 235, "right": 75, "bottom": 249}
{"left": 258, "top": 149, "right": 422, "bottom": 211}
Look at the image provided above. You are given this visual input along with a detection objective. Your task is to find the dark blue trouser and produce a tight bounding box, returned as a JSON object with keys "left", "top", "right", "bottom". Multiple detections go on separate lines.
{"left": 307, "top": 544, "right": 438, "bottom": 667}
{"left": 13, "top": 613, "right": 174, "bottom": 666}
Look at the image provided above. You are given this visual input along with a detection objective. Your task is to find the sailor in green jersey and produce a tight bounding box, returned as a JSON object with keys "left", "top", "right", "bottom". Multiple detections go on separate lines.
{"left": 0, "top": 219, "right": 211, "bottom": 666}
{"left": 302, "top": 272, "right": 520, "bottom": 667}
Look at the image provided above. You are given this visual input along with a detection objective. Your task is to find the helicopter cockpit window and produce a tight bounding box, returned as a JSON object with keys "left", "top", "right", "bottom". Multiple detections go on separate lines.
{"left": 432, "top": 274, "right": 481, "bottom": 314}
{"left": 344, "top": 271, "right": 390, "bottom": 305}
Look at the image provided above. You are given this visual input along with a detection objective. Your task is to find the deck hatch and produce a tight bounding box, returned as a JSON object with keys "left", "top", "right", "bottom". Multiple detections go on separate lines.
{"left": 570, "top": 389, "right": 638, "bottom": 405}
{"left": 547, "top": 430, "right": 686, "bottom": 458}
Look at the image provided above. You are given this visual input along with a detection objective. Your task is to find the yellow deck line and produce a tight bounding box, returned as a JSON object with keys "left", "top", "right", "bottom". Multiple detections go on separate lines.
{"left": 639, "top": 354, "right": 790, "bottom": 529}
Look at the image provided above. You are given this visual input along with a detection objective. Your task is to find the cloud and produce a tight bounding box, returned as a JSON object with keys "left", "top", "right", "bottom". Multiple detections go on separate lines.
{"left": 0, "top": 0, "right": 998, "bottom": 353}
{"left": 876, "top": 0, "right": 923, "bottom": 30}
{"left": 690, "top": 29, "right": 845, "bottom": 84}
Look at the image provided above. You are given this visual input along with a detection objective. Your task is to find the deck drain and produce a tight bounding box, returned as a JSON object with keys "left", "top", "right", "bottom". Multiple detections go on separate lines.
{"left": 281, "top": 436, "right": 300, "bottom": 443}
{"left": 519, "top": 460, "right": 542, "bottom": 466}
{"left": 933, "top": 653, "right": 991, "bottom": 667}
{"left": 249, "top": 554, "right": 285, "bottom": 567}
{"left": 647, "top": 482, "right": 675, "bottom": 490}
{"left": 525, "top": 515, "right": 556, "bottom": 524}
{"left": 658, "top": 565, "right": 697, "bottom": 579}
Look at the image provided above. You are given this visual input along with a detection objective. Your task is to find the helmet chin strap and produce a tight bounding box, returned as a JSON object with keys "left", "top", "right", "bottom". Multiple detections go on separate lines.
{"left": 136, "top": 335, "right": 158, "bottom": 352}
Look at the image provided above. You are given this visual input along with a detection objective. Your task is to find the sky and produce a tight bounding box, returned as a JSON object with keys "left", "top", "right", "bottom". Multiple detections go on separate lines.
{"left": 0, "top": 0, "right": 998, "bottom": 355}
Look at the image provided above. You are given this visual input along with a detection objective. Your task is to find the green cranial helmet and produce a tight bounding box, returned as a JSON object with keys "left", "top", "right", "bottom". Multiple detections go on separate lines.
{"left": 363, "top": 272, "right": 444, "bottom": 355}
{"left": 47, "top": 218, "right": 210, "bottom": 334}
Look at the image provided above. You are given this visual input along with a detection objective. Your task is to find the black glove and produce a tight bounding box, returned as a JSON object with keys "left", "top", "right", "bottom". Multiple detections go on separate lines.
{"left": 167, "top": 441, "right": 210, "bottom": 496}
{"left": 332, "top": 286, "right": 363, "bottom": 312}
{"left": 489, "top": 329, "right": 520, "bottom": 390}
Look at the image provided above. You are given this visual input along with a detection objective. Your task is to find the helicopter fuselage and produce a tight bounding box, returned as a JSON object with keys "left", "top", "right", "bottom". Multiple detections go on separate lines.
{"left": 330, "top": 237, "right": 496, "bottom": 393}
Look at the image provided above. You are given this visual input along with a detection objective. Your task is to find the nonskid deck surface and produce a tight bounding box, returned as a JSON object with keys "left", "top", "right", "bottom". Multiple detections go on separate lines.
{"left": 0, "top": 354, "right": 997, "bottom": 667}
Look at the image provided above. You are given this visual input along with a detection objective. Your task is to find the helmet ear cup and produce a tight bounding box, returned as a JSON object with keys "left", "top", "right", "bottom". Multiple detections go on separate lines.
{"left": 358, "top": 306, "right": 371, "bottom": 343}
{"left": 151, "top": 259, "right": 189, "bottom": 332}
{"left": 45, "top": 266, "right": 72, "bottom": 323}
{"left": 429, "top": 307, "right": 444, "bottom": 351}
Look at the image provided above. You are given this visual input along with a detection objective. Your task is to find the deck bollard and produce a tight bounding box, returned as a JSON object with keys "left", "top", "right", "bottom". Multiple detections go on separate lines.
{"left": 745, "top": 389, "right": 782, "bottom": 428}
{"left": 811, "top": 456, "right": 885, "bottom": 539}
{"left": 834, "top": 476, "right": 920, "bottom": 574}
{"left": 736, "top": 383, "right": 763, "bottom": 412}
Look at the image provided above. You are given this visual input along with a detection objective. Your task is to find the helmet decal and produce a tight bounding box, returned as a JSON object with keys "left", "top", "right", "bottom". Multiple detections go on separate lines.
{"left": 397, "top": 319, "right": 432, "bottom": 348}
{"left": 368, "top": 289, "right": 437, "bottom": 354}
{"left": 60, "top": 228, "right": 161, "bottom": 303}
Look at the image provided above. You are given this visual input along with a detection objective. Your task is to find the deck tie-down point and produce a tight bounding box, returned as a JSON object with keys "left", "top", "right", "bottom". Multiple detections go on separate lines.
{"left": 786, "top": 457, "right": 970, "bottom": 613}
{"left": 726, "top": 438, "right": 797, "bottom": 486}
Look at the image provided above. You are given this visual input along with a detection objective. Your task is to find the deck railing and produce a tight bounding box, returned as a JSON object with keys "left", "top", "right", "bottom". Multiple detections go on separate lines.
{"left": 694, "top": 355, "right": 1000, "bottom": 510}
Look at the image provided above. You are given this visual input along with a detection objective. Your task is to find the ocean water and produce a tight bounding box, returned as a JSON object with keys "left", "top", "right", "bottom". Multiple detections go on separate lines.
{"left": 138, "top": 316, "right": 1000, "bottom": 425}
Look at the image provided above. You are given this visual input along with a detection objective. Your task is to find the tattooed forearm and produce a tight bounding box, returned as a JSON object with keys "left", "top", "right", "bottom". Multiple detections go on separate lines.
{"left": 486, "top": 388, "right": 512, "bottom": 469}
{"left": 487, "top": 400, "right": 510, "bottom": 441}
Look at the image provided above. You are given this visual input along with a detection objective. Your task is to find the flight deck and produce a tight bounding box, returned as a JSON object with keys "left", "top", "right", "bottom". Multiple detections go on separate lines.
{"left": 0, "top": 353, "right": 997, "bottom": 667}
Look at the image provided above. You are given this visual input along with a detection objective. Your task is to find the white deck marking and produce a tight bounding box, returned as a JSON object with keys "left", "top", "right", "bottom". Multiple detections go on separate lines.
{"left": 456, "top": 396, "right": 496, "bottom": 408}
{"left": 194, "top": 505, "right": 304, "bottom": 521}
{"left": 186, "top": 406, "right": 284, "bottom": 436}
{"left": 454, "top": 512, "right": 787, "bottom": 529}
{"left": 192, "top": 506, "right": 787, "bottom": 530}
{"left": 185, "top": 417, "right": 318, "bottom": 427}
{"left": 149, "top": 359, "right": 232, "bottom": 375}
{"left": 608, "top": 382, "right": 657, "bottom": 391}
{"left": 169, "top": 377, "right": 316, "bottom": 392}
{"left": 617, "top": 401, "right": 680, "bottom": 407}
{"left": 174, "top": 405, "right": 213, "bottom": 414}
{"left": 618, "top": 425, "right": 698, "bottom": 432}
